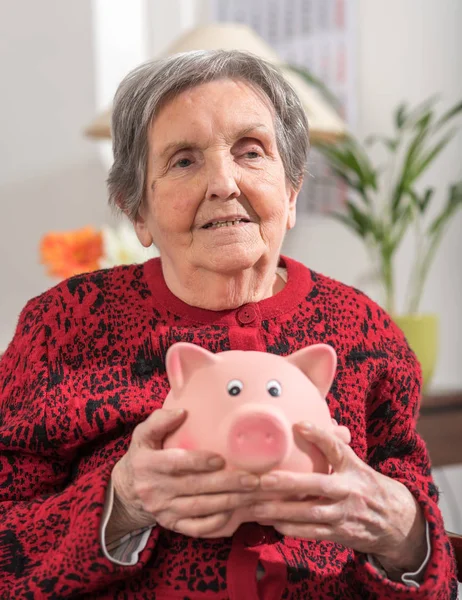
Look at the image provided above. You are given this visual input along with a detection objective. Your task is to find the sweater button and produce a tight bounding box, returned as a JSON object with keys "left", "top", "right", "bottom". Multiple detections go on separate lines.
{"left": 237, "top": 305, "right": 256, "bottom": 325}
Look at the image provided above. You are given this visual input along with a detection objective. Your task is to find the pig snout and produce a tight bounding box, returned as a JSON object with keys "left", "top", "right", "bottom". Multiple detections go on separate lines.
{"left": 226, "top": 408, "right": 291, "bottom": 473}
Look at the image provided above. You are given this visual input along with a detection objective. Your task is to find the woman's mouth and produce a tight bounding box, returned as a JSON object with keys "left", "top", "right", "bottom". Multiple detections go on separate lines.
{"left": 202, "top": 218, "right": 250, "bottom": 229}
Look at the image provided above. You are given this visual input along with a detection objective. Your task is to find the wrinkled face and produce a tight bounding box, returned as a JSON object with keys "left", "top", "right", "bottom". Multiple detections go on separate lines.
{"left": 134, "top": 78, "right": 299, "bottom": 275}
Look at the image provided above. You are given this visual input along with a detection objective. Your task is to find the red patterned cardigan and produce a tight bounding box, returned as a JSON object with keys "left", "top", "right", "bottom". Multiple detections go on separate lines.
{"left": 0, "top": 256, "right": 457, "bottom": 599}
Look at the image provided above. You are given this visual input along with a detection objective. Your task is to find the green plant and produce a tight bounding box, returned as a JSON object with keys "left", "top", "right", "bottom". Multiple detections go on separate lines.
{"left": 313, "top": 98, "right": 462, "bottom": 315}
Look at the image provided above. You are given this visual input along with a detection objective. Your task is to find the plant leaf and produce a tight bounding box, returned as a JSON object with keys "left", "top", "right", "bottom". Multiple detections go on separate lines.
{"left": 328, "top": 165, "right": 369, "bottom": 201}
{"left": 391, "top": 116, "right": 436, "bottom": 217}
{"left": 343, "top": 137, "right": 378, "bottom": 190}
{"left": 317, "top": 137, "right": 377, "bottom": 199}
{"left": 435, "top": 100, "right": 462, "bottom": 129}
{"left": 344, "top": 201, "right": 379, "bottom": 240}
{"left": 428, "top": 181, "right": 462, "bottom": 236}
{"left": 400, "top": 96, "right": 439, "bottom": 129}
{"left": 409, "top": 129, "right": 458, "bottom": 182}
{"left": 408, "top": 187, "right": 434, "bottom": 214}
{"left": 365, "top": 134, "right": 398, "bottom": 152}
{"left": 329, "top": 211, "right": 363, "bottom": 237}
{"left": 395, "top": 103, "right": 407, "bottom": 129}
{"left": 420, "top": 188, "right": 434, "bottom": 213}
{"left": 391, "top": 203, "right": 413, "bottom": 248}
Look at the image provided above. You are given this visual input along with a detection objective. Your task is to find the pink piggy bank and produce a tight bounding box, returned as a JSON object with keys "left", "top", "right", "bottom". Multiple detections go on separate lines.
{"left": 162, "top": 342, "right": 350, "bottom": 537}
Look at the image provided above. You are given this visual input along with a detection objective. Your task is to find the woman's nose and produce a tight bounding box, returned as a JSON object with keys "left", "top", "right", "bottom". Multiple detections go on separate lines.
{"left": 205, "top": 159, "right": 240, "bottom": 201}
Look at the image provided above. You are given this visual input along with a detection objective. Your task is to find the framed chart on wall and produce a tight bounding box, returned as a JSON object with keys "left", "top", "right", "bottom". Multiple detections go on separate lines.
{"left": 209, "top": 0, "right": 358, "bottom": 214}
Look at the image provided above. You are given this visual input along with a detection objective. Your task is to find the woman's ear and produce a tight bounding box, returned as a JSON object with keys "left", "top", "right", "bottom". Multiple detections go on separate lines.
{"left": 133, "top": 204, "right": 154, "bottom": 248}
{"left": 113, "top": 194, "right": 153, "bottom": 247}
{"left": 286, "top": 179, "right": 301, "bottom": 230}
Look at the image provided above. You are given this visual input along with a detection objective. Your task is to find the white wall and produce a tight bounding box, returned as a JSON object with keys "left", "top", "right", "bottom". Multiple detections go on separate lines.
{"left": 0, "top": 0, "right": 108, "bottom": 348}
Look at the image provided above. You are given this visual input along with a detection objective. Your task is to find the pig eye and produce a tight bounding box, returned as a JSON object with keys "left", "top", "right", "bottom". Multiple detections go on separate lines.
{"left": 227, "top": 379, "right": 243, "bottom": 396}
{"left": 266, "top": 380, "right": 282, "bottom": 397}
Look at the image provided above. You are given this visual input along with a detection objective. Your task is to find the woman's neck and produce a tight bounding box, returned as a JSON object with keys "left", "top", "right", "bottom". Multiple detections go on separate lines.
{"left": 160, "top": 259, "right": 285, "bottom": 311}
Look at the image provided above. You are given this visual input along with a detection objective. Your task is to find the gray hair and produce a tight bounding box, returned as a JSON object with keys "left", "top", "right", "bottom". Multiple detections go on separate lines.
{"left": 108, "top": 49, "right": 310, "bottom": 220}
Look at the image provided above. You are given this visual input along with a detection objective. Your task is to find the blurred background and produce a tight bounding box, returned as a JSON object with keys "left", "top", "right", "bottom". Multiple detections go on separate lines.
{"left": 0, "top": 0, "right": 461, "bottom": 551}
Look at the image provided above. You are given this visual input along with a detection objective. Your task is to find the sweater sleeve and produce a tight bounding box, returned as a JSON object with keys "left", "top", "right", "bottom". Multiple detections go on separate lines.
{"left": 0, "top": 297, "right": 160, "bottom": 598}
{"left": 355, "top": 324, "right": 458, "bottom": 599}
{"left": 100, "top": 477, "right": 154, "bottom": 565}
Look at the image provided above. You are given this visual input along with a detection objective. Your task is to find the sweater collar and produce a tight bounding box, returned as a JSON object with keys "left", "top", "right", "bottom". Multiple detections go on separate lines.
{"left": 143, "top": 255, "right": 313, "bottom": 324}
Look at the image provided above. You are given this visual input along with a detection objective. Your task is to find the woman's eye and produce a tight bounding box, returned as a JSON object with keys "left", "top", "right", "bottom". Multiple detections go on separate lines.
{"left": 227, "top": 379, "right": 243, "bottom": 396}
{"left": 266, "top": 380, "right": 282, "bottom": 397}
{"left": 244, "top": 151, "right": 261, "bottom": 159}
{"left": 173, "top": 157, "right": 192, "bottom": 168}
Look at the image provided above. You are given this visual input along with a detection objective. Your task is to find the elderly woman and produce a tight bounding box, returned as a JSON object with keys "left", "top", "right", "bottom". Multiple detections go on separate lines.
{"left": 0, "top": 50, "right": 457, "bottom": 599}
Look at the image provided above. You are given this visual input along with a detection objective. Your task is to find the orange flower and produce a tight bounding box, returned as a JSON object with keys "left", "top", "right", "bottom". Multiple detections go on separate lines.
{"left": 40, "top": 226, "right": 104, "bottom": 279}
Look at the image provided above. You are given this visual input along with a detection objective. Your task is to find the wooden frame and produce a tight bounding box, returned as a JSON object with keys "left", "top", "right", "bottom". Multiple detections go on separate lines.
{"left": 418, "top": 391, "right": 462, "bottom": 468}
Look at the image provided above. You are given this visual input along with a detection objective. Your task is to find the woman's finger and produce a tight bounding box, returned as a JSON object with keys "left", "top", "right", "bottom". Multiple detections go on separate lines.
{"left": 259, "top": 470, "right": 345, "bottom": 499}
{"left": 149, "top": 447, "right": 226, "bottom": 475}
{"left": 333, "top": 425, "right": 351, "bottom": 445}
{"left": 293, "top": 423, "right": 350, "bottom": 471}
{"left": 252, "top": 498, "right": 340, "bottom": 524}
{"left": 134, "top": 408, "right": 187, "bottom": 449}
{"left": 330, "top": 419, "right": 351, "bottom": 444}
{"left": 172, "top": 512, "right": 234, "bottom": 538}
{"left": 171, "top": 491, "right": 258, "bottom": 518}
{"left": 272, "top": 521, "right": 335, "bottom": 541}
{"left": 176, "top": 470, "right": 260, "bottom": 495}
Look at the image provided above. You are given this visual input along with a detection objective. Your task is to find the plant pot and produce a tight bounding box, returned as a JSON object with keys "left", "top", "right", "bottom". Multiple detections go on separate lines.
{"left": 394, "top": 314, "right": 438, "bottom": 392}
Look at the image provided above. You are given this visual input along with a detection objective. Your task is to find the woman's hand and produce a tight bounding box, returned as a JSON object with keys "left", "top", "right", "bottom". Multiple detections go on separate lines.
{"left": 252, "top": 422, "right": 427, "bottom": 576}
{"left": 107, "top": 409, "right": 260, "bottom": 542}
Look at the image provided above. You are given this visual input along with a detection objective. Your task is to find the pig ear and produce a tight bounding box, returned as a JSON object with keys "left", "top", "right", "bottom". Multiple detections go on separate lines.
{"left": 166, "top": 342, "right": 218, "bottom": 395}
{"left": 286, "top": 344, "right": 337, "bottom": 397}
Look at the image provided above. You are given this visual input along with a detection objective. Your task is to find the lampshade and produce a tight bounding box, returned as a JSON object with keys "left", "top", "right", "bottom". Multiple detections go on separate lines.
{"left": 84, "top": 23, "right": 346, "bottom": 143}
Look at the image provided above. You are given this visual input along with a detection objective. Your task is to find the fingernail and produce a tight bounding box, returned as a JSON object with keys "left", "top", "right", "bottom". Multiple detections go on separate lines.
{"left": 299, "top": 421, "right": 313, "bottom": 432}
{"left": 240, "top": 475, "right": 259, "bottom": 488}
{"left": 261, "top": 474, "right": 278, "bottom": 489}
{"left": 208, "top": 456, "right": 224, "bottom": 468}
{"left": 173, "top": 409, "right": 185, "bottom": 417}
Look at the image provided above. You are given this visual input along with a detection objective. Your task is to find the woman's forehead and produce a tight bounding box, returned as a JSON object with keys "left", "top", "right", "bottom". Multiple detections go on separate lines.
{"left": 149, "top": 79, "right": 277, "bottom": 151}
{"left": 158, "top": 77, "right": 274, "bottom": 114}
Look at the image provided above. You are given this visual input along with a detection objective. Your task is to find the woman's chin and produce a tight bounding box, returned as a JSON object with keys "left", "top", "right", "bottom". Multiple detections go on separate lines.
{"left": 200, "top": 248, "right": 264, "bottom": 275}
